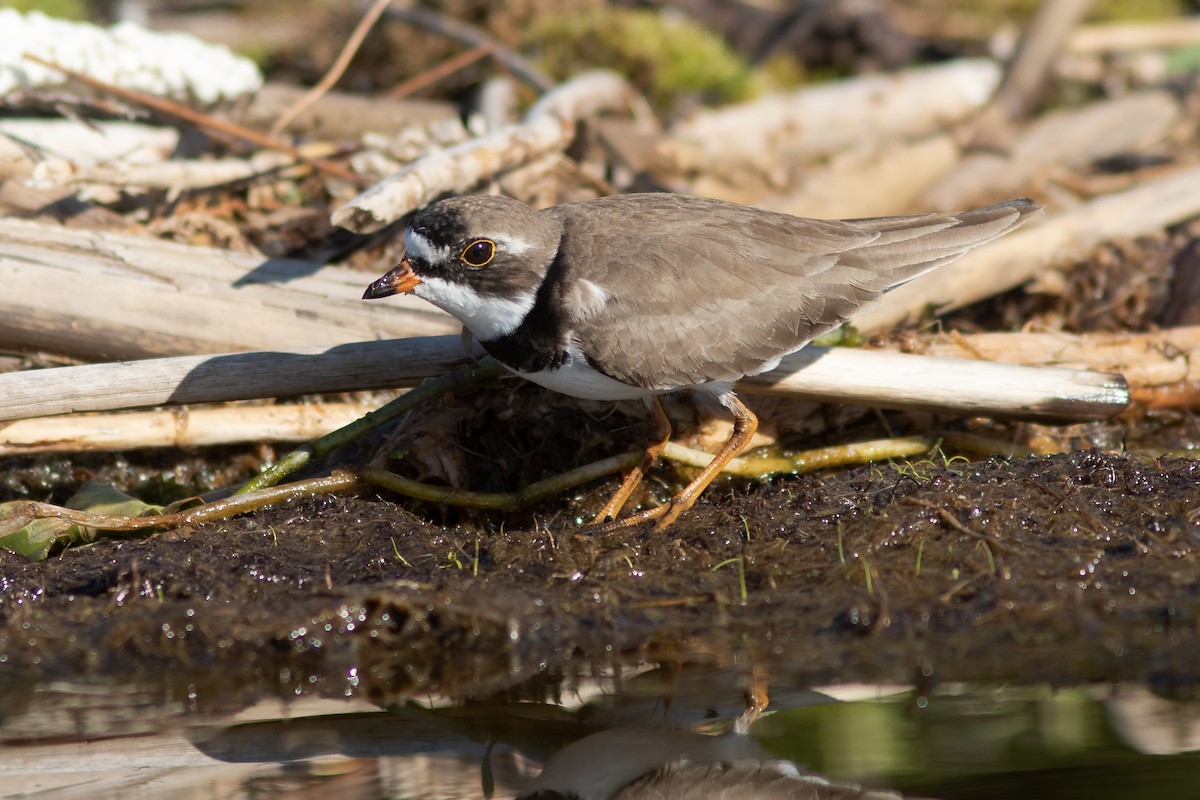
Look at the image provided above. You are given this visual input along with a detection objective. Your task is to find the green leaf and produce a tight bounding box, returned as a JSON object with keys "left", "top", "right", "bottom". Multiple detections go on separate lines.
{"left": 66, "top": 481, "right": 163, "bottom": 517}
{"left": 0, "top": 509, "right": 71, "bottom": 562}
{"left": 0, "top": 482, "right": 163, "bottom": 562}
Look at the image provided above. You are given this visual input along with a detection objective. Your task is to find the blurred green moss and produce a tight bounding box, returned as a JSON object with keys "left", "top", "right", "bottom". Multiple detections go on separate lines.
{"left": 0, "top": 0, "right": 88, "bottom": 20}
{"left": 1165, "top": 43, "right": 1200, "bottom": 73}
{"left": 530, "top": 8, "right": 795, "bottom": 112}
{"left": 1090, "top": 0, "right": 1183, "bottom": 20}
{"left": 948, "top": 0, "right": 1183, "bottom": 22}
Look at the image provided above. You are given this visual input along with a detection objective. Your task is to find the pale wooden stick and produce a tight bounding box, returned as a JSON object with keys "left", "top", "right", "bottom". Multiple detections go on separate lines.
{"left": 0, "top": 119, "right": 178, "bottom": 180}
{"left": 659, "top": 59, "right": 1001, "bottom": 173}
{"left": 332, "top": 71, "right": 639, "bottom": 232}
{"left": 919, "top": 90, "right": 1180, "bottom": 210}
{"left": 921, "top": 327, "right": 1200, "bottom": 406}
{"left": 681, "top": 326, "right": 1200, "bottom": 452}
{"left": 0, "top": 336, "right": 1127, "bottom": 423}
{"left": 756, "top": 134, "right": 960, "bottom": 218}
{"left": 0, "top": 402, "right": 382, "bottom": 455}
{"left": 243, "top": 83, "right": 459, "bottom": 139}
{"left": 0, "top": 180, "right": 126, "bottom": 228}
{"left": 988, "top": 0, "right": 1096, "bottom": 120}
{"left": 31, "top": 152, "right": 303, "bottom": 190}
{"left": 0, "top": 338, "right": 473, "bottom": 420}
{"left": 0, "top": 216, "right": 457, "bottom": 359}
{"left": 1067, "top": 17, "right": 1200, "bottom": 53}
{"left": 739, "top": 348, "right": 1127, "bottom": 421}
{"left": 858, "top": 165, "right": 1200, "bottom": 333}
{"left": 333, "top": 112, "right": 573, "bottom": 231}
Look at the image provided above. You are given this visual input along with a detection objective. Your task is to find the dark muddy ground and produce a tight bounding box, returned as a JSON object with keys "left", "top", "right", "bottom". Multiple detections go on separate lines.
{"left": 1, "top": 422, "right": 1198, "bottom": 711}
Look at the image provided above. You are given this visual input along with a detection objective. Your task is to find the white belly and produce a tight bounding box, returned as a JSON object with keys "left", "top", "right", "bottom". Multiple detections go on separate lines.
{"left": 514, "top": 349, "right": 659, "bottom": 401}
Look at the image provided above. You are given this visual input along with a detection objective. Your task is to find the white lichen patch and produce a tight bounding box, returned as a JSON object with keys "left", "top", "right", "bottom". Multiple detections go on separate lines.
{"left": 0, "top": 9, "right": 262, "bottom": 105}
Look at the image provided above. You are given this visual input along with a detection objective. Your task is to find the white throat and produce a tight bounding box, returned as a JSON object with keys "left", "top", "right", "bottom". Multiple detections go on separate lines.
{"left": 414, "top": 276, "right": 535, "bottom": 341}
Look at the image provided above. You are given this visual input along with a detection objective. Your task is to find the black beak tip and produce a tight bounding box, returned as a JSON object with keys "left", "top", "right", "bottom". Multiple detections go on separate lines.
{"left": 362, "top": 280, "right": 392, "bottom": 300}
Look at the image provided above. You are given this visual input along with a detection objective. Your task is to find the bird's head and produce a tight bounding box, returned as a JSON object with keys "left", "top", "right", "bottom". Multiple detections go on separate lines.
{"left": 363, "top": 195, "right": 561, "bottom": 340}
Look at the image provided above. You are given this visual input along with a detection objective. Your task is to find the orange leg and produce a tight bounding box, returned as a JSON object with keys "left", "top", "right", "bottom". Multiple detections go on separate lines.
{"left": 588, "top": 393, "right": 758, "bottom": 534}
{"left": 593, "top": 396, "right": 671, "bottom": 523}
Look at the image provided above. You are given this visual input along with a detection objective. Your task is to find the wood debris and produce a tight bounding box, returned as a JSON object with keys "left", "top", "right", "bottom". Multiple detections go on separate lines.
{"left": 1, "top": 3, "right": 1199, "bottom": 477}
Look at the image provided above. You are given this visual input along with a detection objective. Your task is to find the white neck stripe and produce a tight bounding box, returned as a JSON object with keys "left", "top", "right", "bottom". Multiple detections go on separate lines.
{"left": 414, "top": 276, "right": 536, "bottom": 340}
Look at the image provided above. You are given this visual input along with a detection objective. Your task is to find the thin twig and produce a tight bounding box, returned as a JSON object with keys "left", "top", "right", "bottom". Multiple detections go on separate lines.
{"left": 962, "top": 0, "right": 1095, "bottom": 149}
{"left": 387, "top": 43, "right": 495, "bottom": 99}
{"left": 994, "top": 0, "right": 1096, "bottom": 120}
{"left": 23, "top": 54, "right": 361, "bottom": 184}
{"left": 269, "top": 0, "right": 393, "bottom": 137}
{"left": 333, "top": 70, "right": 636, "bottom": 230}
{"left": 384, "top": 4, "right": 554, "bottom": 92}
{"left": 358, "top": 451, "right": 641, "bottom": 511}
{"left": 357, "top": 436, "right": 941, "bottom": 511}
{"left": 908, "top": 499, "right": 1010, "bottom": 555}
{"left": 661, "top": 436, "right": 936, "bottom": 477}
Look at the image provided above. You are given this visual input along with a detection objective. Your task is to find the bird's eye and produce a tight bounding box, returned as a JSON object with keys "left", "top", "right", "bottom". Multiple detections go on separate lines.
{"left": 460, "top": 239, "right": 496, "bottom": 268}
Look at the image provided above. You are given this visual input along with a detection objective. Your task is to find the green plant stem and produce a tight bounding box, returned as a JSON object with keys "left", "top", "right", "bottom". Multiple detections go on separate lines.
{"left": 1, "top": 472, "right": 363, "bottom": 536}
{"left": 357, "top": 450, "right": 642, "bottom": 511}
{"left": 237, "top": 358, "right": 507, "bottom": 494}
{"left": 661, "top": 435, "right": 934, "bottom": 477}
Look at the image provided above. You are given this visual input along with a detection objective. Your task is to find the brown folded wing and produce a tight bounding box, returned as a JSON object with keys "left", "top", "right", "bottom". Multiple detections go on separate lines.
{"left": 556, "top": 194, "right": 1036, "bottom": 390}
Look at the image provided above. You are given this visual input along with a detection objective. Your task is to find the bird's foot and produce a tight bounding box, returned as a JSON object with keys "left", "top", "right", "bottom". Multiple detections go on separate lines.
{"left": 591, "top": 476, "right": 644, "bottom": 525}
{"left": 591, "top": 397, "right": 673, "bottom": 525}
{"left": 582, "top": 495, "right": 696, "bottom": 535}
{"left": 584, "top": 395, "right": 751, "bottom": 535}
{"left": 582, "top": 503, "right": 668, "bottom": 535}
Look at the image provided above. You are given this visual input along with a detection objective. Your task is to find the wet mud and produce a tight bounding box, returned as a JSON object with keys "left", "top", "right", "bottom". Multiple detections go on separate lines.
{"left": 2, "top": 444, "right": 1197, "bottom": 709}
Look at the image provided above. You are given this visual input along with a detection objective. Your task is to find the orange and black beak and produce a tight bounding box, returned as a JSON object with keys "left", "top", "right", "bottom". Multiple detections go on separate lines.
{"left": 363, "top": 257, "right": 422, "bottom": 299}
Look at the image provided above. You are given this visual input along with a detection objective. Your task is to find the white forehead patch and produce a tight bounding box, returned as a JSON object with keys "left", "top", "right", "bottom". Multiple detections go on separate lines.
{"left": 414, "top": 276, "right": 536, "bottom": 340}
{"left": 492, "top": 233, "right": 536, "bottom": 257}
{"left": 404, "top": 229, "right": 452, "bottom": 264}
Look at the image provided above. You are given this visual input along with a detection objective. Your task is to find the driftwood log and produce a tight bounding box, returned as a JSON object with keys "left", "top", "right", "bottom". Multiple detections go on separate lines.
{"left": 19, "top": 324, "right": 1200, "bottom": 453}
{"left": 0, "top": 334, "right": 1128, "bottom": 424}
{"left": 0, "top": 402, "right": 379, "bottom": 455}
{"left": 333, "top": 70, "right": 641, "bottom": 232}
{"left": 0, "top": 217, "right": 457, "bottom": 360}
{"left": 918, "top": 89, "right": 1181, "bottom": 210}
{"left": 659, "top": 58, "right": 1001, "bottom": 174}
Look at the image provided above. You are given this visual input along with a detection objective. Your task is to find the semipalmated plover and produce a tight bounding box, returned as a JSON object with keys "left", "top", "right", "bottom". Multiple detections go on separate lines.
{"left": 364, "top": 193, "right": 1038, "bottom": 531}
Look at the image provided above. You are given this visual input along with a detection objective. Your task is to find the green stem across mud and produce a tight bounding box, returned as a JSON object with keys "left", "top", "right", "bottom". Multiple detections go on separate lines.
{"left": 237, "top": 358, "right": 508, "bottom": 495}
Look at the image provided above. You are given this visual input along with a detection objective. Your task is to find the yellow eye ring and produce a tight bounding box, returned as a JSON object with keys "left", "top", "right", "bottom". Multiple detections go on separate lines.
{"left": 460, "top": 239, "right": 496, "bottom": 268}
